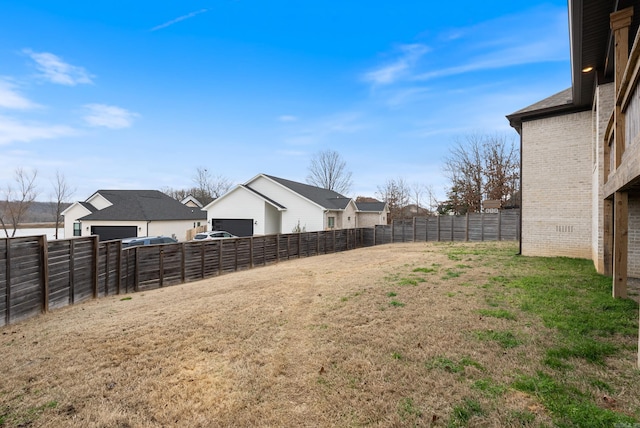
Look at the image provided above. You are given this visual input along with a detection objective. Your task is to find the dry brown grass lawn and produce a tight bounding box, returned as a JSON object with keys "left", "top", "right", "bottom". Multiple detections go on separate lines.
{"left": 0, "top": 242, "right": 637, "bottom": 427}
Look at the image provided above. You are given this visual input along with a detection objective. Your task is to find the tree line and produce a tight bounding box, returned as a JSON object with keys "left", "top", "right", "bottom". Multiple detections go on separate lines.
{"left": 305, "top": 134, "right": 519, "bottom": 222}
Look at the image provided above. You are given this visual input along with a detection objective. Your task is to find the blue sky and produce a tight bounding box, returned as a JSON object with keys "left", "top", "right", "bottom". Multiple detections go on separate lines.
{"left": 0, "top": 1, "right": 571, "bottom": 202}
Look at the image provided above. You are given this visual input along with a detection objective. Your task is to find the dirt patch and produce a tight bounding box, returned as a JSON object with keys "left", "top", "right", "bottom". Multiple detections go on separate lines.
{"left": 0, "top": 242, "right": 635, "bottom": 427}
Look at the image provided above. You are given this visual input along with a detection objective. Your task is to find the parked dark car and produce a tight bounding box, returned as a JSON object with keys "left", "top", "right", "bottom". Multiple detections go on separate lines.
{"left": 122, "top": 236, "right": 178, "bottom": 248}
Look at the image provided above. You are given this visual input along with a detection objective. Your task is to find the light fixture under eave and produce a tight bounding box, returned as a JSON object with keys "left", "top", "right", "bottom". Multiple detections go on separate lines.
{"left": 582, "top": 66, "right": 594, "bottom": 73}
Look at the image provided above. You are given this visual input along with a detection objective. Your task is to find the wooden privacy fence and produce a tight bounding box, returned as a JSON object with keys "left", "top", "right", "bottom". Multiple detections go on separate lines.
{"left": 1, "top": 229, "right": 368, "bottom": 326}
{"left": 386, "top": 209, "right": 520, "bottom": 244}
{"left": 0, "top": 210, "right": 518, "bottom": 327}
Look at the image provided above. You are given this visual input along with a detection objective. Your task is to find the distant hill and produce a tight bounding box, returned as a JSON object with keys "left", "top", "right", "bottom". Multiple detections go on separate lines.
{"left": 20, "top": 201, "right": 72, "bottom": 224}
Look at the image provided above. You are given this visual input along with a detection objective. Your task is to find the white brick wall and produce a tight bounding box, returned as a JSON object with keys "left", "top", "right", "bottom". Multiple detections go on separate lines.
{"left": 592, "top": 83, "right": 615, "bottom": 272}
{"left": 521, "top": 111, "right": 593, "bottom": 258}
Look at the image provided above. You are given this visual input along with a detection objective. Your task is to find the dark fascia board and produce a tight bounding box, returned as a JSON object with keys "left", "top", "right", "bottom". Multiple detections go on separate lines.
{"left": 569, "top": 0, "right": 585, "bottom": 106}
{"left": 506, "top": 103, "right": 590, "bottom": 134}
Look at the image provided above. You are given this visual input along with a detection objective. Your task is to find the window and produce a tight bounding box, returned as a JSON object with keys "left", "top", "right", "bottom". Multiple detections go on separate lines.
{"left": 328, "top": 216, "right": 335, "bottom": 229}
{"left": 73, "top": 222, "right": 81, "bottom": 237}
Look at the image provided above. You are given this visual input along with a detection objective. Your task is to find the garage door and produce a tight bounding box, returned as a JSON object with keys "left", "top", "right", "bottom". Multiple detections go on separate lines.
{"left": 91, "top": 226, "right": 138, "bottom": 241}
{"left": 211, "top": 219, "right": 253, "bottom": 237}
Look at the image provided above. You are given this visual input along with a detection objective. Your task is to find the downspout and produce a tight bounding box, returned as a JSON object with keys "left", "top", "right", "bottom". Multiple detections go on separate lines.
{"left": 147, "top": 221, "right": 151, "bottom": 237}
{"left": 518, "top": 132, "right": 523, "bottom": 256}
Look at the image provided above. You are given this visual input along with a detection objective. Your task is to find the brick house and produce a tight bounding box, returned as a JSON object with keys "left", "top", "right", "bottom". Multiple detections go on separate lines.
{"left": 507, "top": 1, "right": 640, "bottom": 289}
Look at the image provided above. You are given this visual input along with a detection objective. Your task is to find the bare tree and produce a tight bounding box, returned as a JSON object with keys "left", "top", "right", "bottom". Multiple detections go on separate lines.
{"left": 410, "top": 182, "right": 437, "bottom": 216}
{"left": 483, "top": 134, "right": 519, "bottom": 203}
{"left": 192, "top": 167, "right": 232, "bottom": 205}
{"left": 376, "top": 177, "right": 410, "bottom": 222}
{"left": 50, "top": 171, "right": 75, "bottom": 239}
{"left": 442, "top": 134, "right": 519, "bottom": 214}
{"left": 161, "top": 168, "right": 234, "bottom": 206}
{"left": 0, "top": 168, "right": 38, "bottom": 238}
{"left": 160, "top": 187, "right": 191, "bottom": 202}
{"left": 306, "top": 149, "right": 353, "bottom": 195}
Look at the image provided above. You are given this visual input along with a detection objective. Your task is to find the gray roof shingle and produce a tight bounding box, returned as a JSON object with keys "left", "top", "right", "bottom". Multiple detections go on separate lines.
{"left": 355, "top": 201, "right": 387, "bottom": 212}
{"left": 79, "top": 190, "right": 206, "bottom": 221}
{"left": 263, "top": 175, "right": 351, "bottom": 210}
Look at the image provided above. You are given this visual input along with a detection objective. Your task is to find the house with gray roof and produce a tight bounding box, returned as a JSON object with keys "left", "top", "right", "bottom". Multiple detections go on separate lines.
{"left": 202, "top": 174, "right": 388, "bottom": 235}
{"left": 62, "top": 190, "right": 206, "bottom": 241}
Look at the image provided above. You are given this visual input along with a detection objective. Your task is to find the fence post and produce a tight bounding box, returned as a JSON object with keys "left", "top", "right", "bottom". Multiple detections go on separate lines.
{"left": 437, "top": 216, "right": 441, "bottom": 241}
{"left": 218, "top": 241, "right": 224, "bottom": 274}
{"left": 69, "top": 239, "right": 75, "bottom": 304}
{"left": 481, "top": 213, "right": 485, "bottom": 241}
{"left": 234, "top": 239, "right": 239, "bottom": 271}
{"left": 498, "top": 211, "right": 502, "bottom": 241}
{"left": 450, "top": 216, "right": 454, "bottom": 241}
{"left": 40, "top": 235, "right": 49, "bottom": 314}
{"left": 391, "top": 219, "right": 395, "bottom": 243}
{"left": 5, "top": 239, "right": 10, "bottom": 325}
{"left": 180, "top": 243, "right": 186, "bottom": 284}
{"left": 134, "top": 246, "right": 140, "bottom": 292}
{"left": 159, "top": 247, "right": 164, "bottom": 287}
{"left": 250, "top": 237, "right": 254, "bottom": 268}
{"left": 333, "top": 230, "right": 337, "bottom": 252}
{"left": 92, "top": 236, "right": 99, "bottom": 299}
{"left": 276, "top": 234, "right": 280, "bottom": 263}
{"left": 116, "top": 242, "right": 122, "bottom": 294}
{"left": 465, "top": 213, "right": 469, "bottom": 242}
{"left": 425, "top": 218, "right": 429, "bottom": 242}
{"left": 104, "top": 243, "right": 110, "bottom": 296}
{"left": 200, "top": 243, "right": 205, "bottom": 279}
{"left": 263, "top": 237, "right": 267, "bottom": 266}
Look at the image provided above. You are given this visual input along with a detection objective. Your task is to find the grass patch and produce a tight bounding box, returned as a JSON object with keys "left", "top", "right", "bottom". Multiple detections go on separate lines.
{"left": 449, "top": 398, "right": 484, "bottom": 427}
{"left": 386, "top": 291, "right": 397, "bottom": 297}
{"left": 412, "top": 267, "right": 436, "bottom": 273}
{"left": 442, "top": 269, "right": 462, "bottom": 280}
{"left": 477, "top": 308, "right": 517, "bottom": 320}
{"left": 389, "top": 300, "right": 405, "bottom": 307}
{"left": 513, "top": 371, "right": 637, "bottom": 427}
{"left": 120, "top": 296, "right": 132, "bottom": 301}
{"left": 1, "top": 401, "right": 58, "bottom": 427}
{"left": 397, "top": 277, "right": 426, "bottom": 286}
{"left": 507, "top": 257, "right": 638, "bottom": 365}
{"left": 426, "top": 356, "right": 484, "bottom": 374}
{"left": 475, "top": 330, "right": 521, "bottom": 348}
{"left": 471, "top": 378, "right": 507, "bottom": 397}
{"left": 398, "top": 397, "right": 422, "bottom": 420}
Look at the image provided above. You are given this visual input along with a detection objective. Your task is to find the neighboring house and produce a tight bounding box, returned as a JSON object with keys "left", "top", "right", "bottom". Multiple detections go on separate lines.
{"left": 355, "top": 201, "right": 389, "bottom": 227}
{"left": 506, "top": 0, "right": 640, "bottom": 295}
{"left": 62, "top": 190, "right": 207, "bottom": 241}
{"left": 202, "top": 174, "right": 389, "bottom": 235}
{"left": 181, "top": 195, "right": 203, "bottom": 208}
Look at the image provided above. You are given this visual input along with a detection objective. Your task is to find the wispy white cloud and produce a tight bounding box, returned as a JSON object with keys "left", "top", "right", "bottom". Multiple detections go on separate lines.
{"left": 0, "top": 78, "right": 40, "bottom": 110}
{"left": 0, "top": 115, "right": 77, "bottom": 145}
{"left": 278, "top": 115, "right": 298, "bottom": 122}
{"left": 150, "top": 9, "right": 208, "bottom": 32}
{"left": 363, "top": 44, "right": 429, "bottom": 85}
{"left": 413, "top": 39, "right": 566, "bottom": 81}
{"left": 83, "top": 104, "right": 139, "bottom": 129}
{"left": 283, "top": 112, "right": 367, "bottom": 146}
{"left": 23, "top": 49, "right": 94, "bottom": 86}
{"left": 364, "top": 6, "right": 567, "bottom": 87}
{"left": 384, "top": 86, "right": 431, "bottom": 107}
{"left": 276, "top": 149, "right": 305, "bottom": 157}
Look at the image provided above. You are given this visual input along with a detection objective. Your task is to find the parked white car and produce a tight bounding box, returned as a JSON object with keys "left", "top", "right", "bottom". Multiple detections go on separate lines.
{"left": 192, "top": 231, "right": 237, "bottom": 241}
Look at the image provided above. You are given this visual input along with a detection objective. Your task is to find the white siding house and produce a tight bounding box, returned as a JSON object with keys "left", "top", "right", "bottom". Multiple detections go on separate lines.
{"left": 203, "top": 174, "right": 388, "bottom": 235}
{"left": 62, "top": 190, "right": 206, "bottom": 241}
